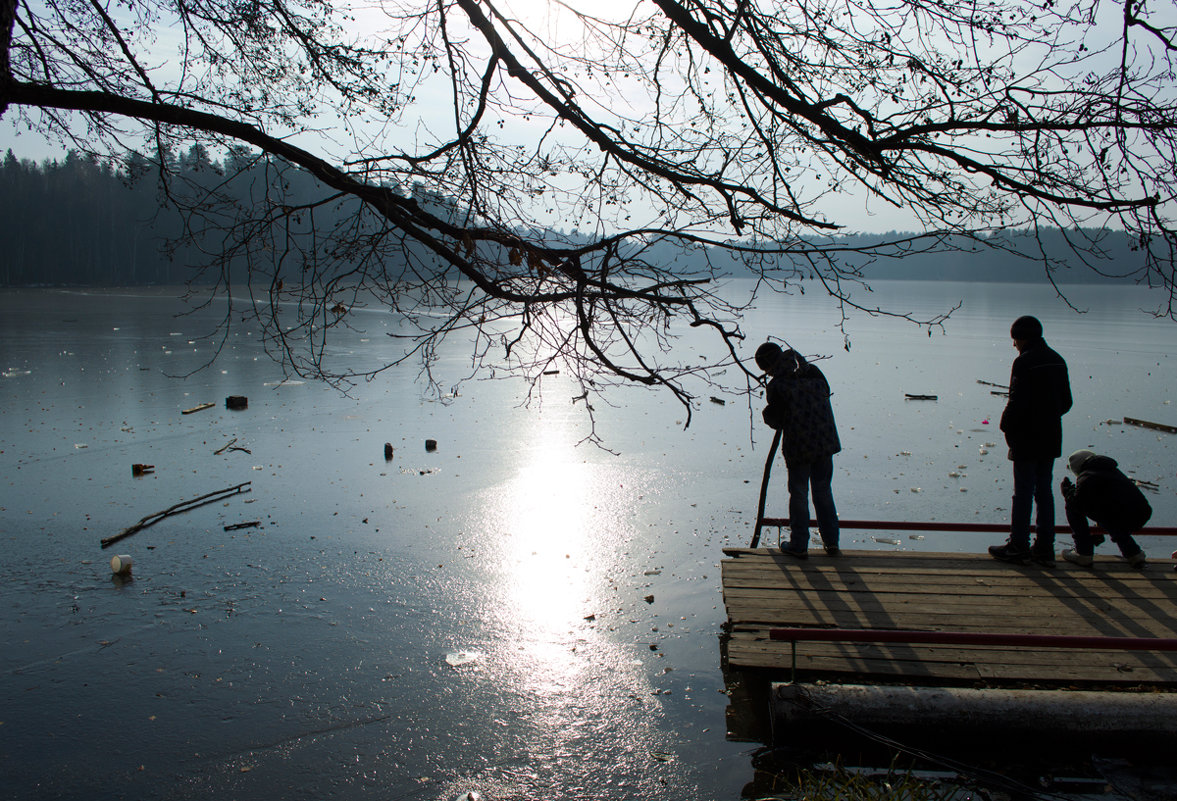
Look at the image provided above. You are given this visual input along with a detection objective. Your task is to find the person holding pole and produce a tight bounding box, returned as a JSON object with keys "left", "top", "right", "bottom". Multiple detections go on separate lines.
{"left": 1060, "top": 449, "right": 1150, "bottom": 568}
{"left": 755, "top": 342, "right": 842, "bottom": 559}
{"left": 989, "top": 315, "right": 1072, "bottom": 566}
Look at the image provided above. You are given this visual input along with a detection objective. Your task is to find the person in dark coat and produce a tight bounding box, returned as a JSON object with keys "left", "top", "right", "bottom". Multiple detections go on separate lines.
{"left": 989, "top": 315, "right": 1072, "bottom": 565}
{"left": 755, "top": 342, "right": 841, "bottom": 559}
{"left": 1060, "top": 449, "right": 1150, "bottom": 567}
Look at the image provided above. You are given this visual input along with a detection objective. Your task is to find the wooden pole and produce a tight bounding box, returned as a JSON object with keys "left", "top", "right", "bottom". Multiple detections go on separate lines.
{"left": 751, "top": 429, "right": 783, "bottom": 549}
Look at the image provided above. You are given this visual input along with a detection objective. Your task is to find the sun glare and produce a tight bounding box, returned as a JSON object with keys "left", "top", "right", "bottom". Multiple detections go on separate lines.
{"left": 499, "top": 425, "right": 596, "bottom": 635}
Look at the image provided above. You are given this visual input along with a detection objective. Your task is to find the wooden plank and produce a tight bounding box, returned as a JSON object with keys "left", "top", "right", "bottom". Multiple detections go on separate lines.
{"left": 724, "top": 586, "right": 1177, "bottom": 611}
{"left": 721, "top": 570, "right": 1177, "bottom": 600}
{"left": 1124, "top": 416, "right": 1177, "bottom": 434}
{"left": 728, "top": 637, "right": 1177, "bottom": 674}
{"left": 723, "top": 588, "right": 1177, "bottom": 627}
{"left": 725, "top": 635, "right": 1177, "bottom": 683}
{"left": 723, "top": 601, "right": 1177, "bottom": 634}
{"left": 721, "top": 549, "right": 1177, "bottom": 688}
{"left": 720, "top": 552, "right": 1177, "bottom": 575}
{"left": 725, "top": 608, "right": 1177, "bottom": 640}
{"left": 728, "top": 650, "right": 1177, "bottom": 684}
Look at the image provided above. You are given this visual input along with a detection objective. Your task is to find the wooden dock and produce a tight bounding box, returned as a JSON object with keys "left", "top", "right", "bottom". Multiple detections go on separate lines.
{"left": 722, "top": 549, "right": 1177, "bottom": 687}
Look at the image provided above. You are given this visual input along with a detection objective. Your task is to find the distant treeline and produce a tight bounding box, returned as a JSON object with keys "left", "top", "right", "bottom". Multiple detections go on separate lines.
{"left": 2, "top": 148, "right": 190, "bottom": 285}
{"left": 823, "top": 229, "right": 1149, "bottom": 283}
{"left": 0, "top": 145, "right": 439, "bottom": 287}
{"left": 0, "top": 147, "right": 1147, "bottom": 286}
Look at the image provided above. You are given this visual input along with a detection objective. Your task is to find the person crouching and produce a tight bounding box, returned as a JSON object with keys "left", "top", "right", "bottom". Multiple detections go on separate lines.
{"left": 1060, "top": 449, "right": 1151, "bottom": 568}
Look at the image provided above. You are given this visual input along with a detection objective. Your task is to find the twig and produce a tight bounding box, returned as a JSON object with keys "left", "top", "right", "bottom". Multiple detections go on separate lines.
{"left": 100, "top": 481, "right": 252, "bottom": 548}
{"left": 976, "top": 379, "right": 1009, "bottom": 390}
{"left": 182, "top": 402, "right": 215, "bottom": 415}
{"left": 214, "top": 438, "right": 253, "bottom": 456}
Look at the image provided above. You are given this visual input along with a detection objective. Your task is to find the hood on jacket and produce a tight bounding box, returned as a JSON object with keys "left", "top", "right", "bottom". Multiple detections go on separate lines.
{"left": 1069, "top": 449, "right": 1119, "bottom": 475}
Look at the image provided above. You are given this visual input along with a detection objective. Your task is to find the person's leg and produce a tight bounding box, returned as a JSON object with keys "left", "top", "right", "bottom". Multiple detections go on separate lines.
{"left": 810, "top": 455, "right": 839, "bottom": 550}
{"left": 785, "top": 458, "right": 812, "bottom": 552}
{"left": 1008, "top": 460, "right": 1035, "bottom": 548}
{"left": 1105, "top": 525, "right": 1144, "bottom": 560}
{"left": 1061, "top": 496, "right": 1096, "bottom": 567}
{"left": 1031, "top": 459, "right": 1056, "bottom": 555}
{"left": 1063, "top": 496, "right": 1095, "bottom": 555}
{"left": 992, "top": 460, "right": 1037, "bottom": 562}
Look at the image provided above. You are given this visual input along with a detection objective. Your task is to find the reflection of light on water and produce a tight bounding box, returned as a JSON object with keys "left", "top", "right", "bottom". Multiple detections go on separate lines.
{"left": 457, "top": 415, "right": 682, "bottom": 797}
{"left": 500, "top": 428, "right": 593, "bottom": 637}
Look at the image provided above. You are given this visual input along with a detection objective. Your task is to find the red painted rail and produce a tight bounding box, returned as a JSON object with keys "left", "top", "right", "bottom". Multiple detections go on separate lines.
{"left": 758, "top": 518, "right": 1177, "bottom": 537}
{"left": 768, "top": 627, "right": 1177, "bottom": 652}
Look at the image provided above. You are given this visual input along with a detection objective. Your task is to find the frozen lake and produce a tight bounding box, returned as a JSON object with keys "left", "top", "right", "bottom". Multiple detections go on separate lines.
{"left": 1, "top": 279, "right": 1175, "bottom": 799}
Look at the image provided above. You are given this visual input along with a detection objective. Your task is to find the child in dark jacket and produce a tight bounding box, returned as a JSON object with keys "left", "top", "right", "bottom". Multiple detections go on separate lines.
{"left": 1060, "top": 449, "right": 1151, "bottom": 567}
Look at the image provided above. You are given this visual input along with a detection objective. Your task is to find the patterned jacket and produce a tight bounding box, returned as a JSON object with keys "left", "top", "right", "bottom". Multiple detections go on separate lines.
{"left": 763, "top": 355, "right": 841, "bottom": 463}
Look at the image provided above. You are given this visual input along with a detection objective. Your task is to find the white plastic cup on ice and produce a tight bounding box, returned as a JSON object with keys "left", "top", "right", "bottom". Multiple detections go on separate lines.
{"left": 110, "top": 554, "right": 134, "bottom": 575}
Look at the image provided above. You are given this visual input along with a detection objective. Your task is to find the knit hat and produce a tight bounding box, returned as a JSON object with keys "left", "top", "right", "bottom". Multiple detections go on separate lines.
{"left": 1010, "top": 315, "right": 1043, "bottom": 340}
{"left": 1068, "top": 449, "right": 1095, "bottom": 474}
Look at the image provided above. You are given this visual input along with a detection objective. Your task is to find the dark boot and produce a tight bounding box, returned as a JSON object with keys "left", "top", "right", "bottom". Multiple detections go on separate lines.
{"left": 1029, "top": 541, "right": 1056, "bottom": 567}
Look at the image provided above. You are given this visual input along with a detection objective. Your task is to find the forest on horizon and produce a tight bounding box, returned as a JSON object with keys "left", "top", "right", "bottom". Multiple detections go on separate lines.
{"left": 0, "top": 147, "right": 1149, "bottom": 288}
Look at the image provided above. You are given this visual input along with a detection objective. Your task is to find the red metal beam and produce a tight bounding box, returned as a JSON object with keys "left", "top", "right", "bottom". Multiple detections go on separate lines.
{"left": 758, "top": 518, "right": 1177, "bottom": 537}
{"left": 768, "top": 627, "right": 1177, "bottom": 652}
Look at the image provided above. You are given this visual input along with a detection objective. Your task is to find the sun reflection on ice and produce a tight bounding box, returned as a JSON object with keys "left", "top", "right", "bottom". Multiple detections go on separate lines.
{"left": 468, "top": 416, "right": 677, "bottom": 792}
{"left": 499, "top": 427, "right": 597, "bottom": 637}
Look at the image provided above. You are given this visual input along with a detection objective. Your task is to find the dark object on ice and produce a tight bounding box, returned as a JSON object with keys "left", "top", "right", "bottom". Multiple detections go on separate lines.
{"left": 425, "top": 439, "right": 438, "bottom": 452}
{"left": 384, "top": 443, "right": 394, "bottom": 460}
{"left": 904, "top": 393, "right": 938, "bottom": 401}
{"left": 214, "top": 437, "right": 251, "bottom": 455}
{"left": 101, "top": 481, "right": 253, "bottom": 548}
{"left": 710, "top": 396, "right": 726, "bottom": 405}
{"left": 225, "top": 395, "right": 248, "bottom": 410}
{"left": 224, "top": 520, "right": 261, "bottom": 531}
{"left": 131, "top": 463, "right": 155, "bottom": 476}
{"left": 1123, "top": 416, "right": 1177, "bottom": 434}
